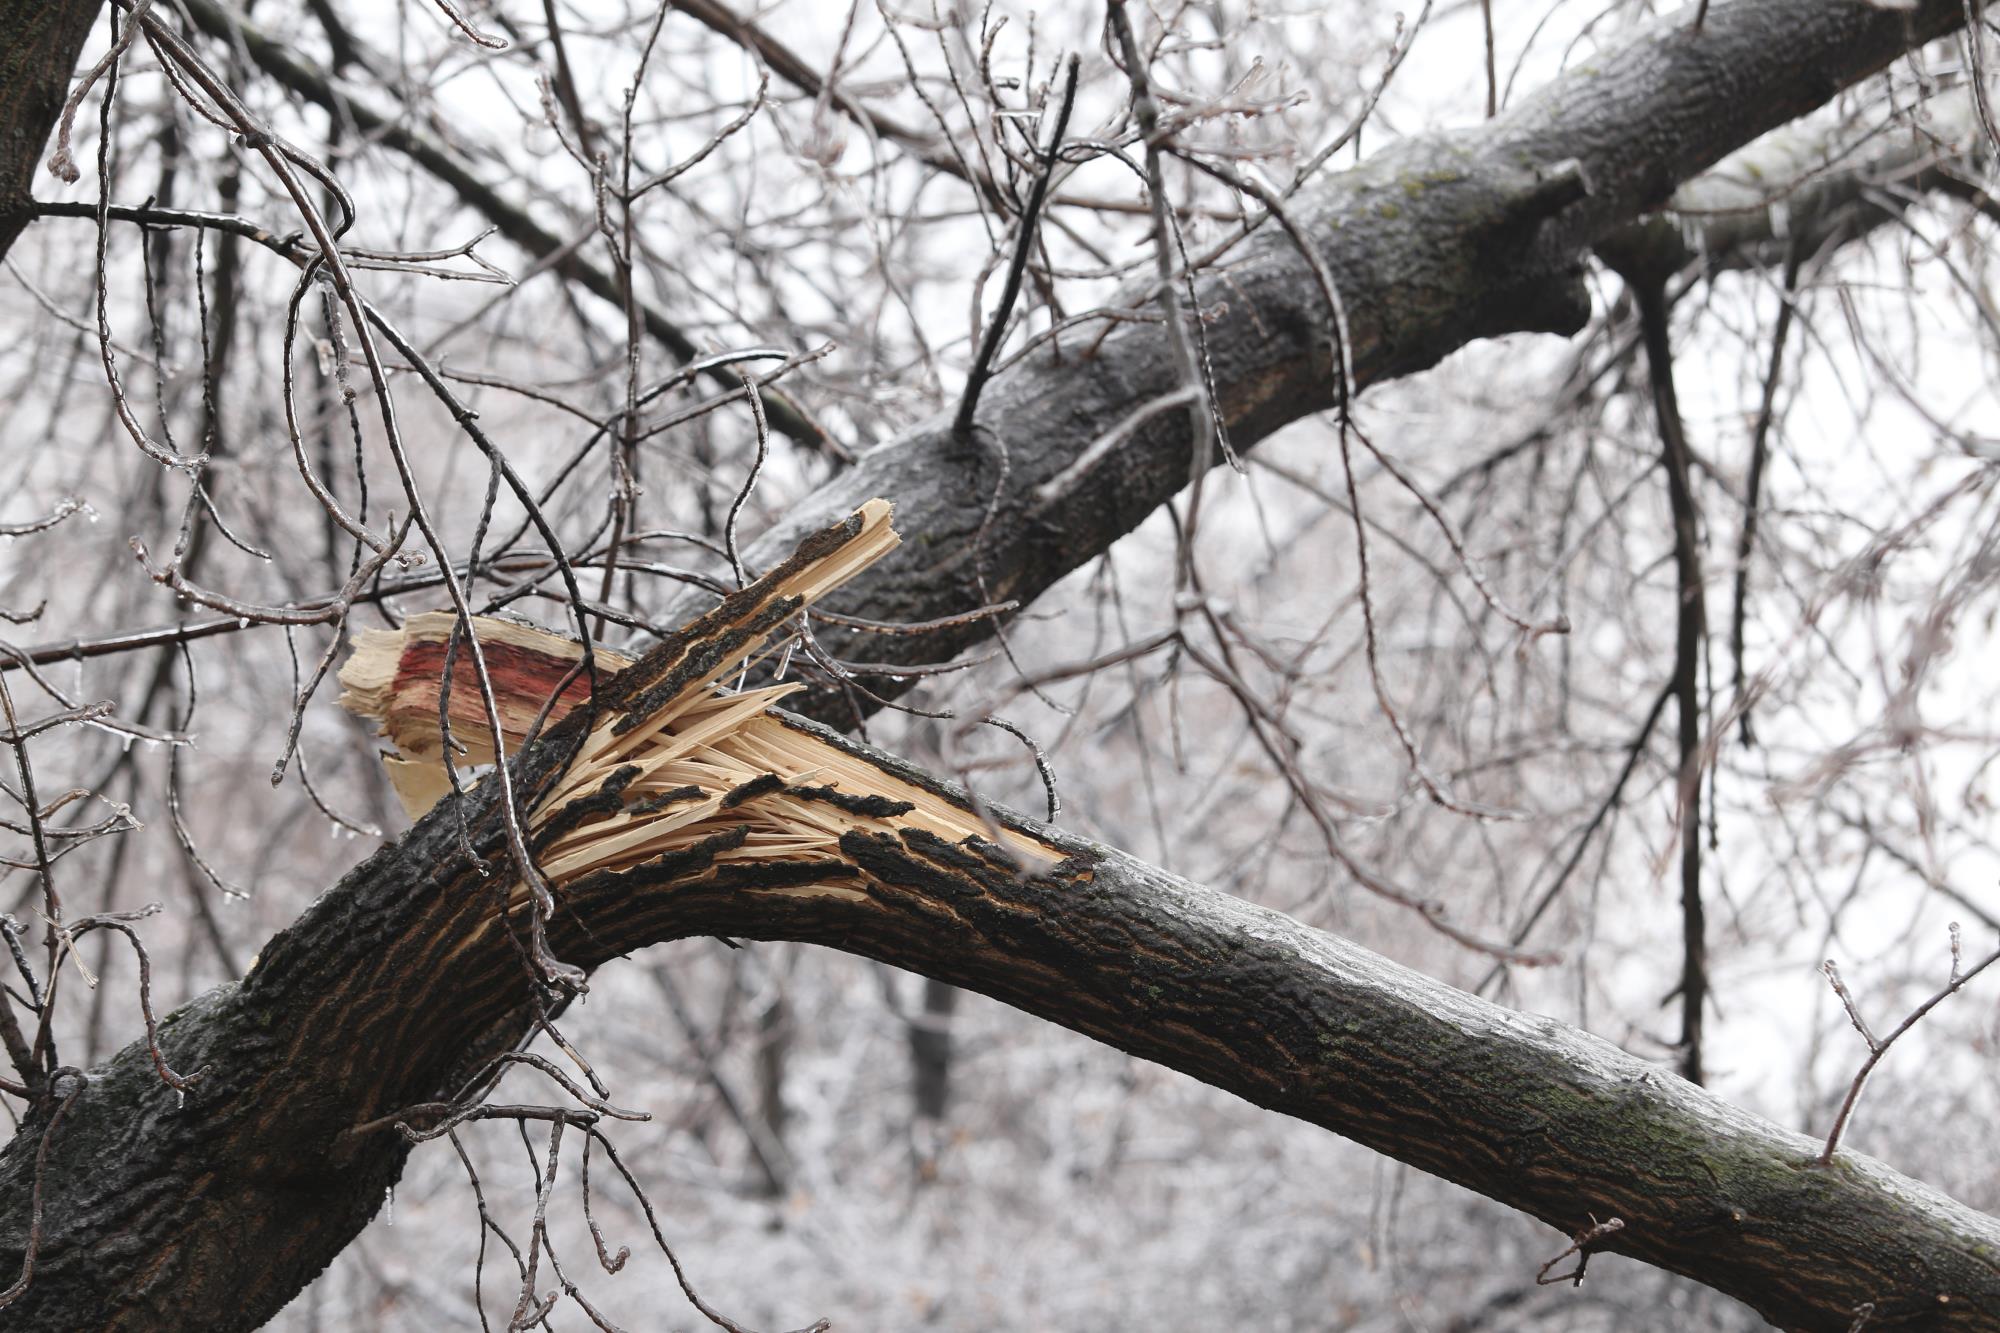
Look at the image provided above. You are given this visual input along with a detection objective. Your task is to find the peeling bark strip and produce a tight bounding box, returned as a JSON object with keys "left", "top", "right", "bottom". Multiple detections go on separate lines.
{"left": 3, "top": 514, "right": 2000, "bottom": 1330}
{"left": 337, "top": 502, "right": 1060, "bottom": 873}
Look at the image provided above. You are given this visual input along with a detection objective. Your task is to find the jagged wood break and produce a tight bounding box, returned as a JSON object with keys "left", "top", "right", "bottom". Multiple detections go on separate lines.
{"left": 9, "top": 507, "right": 2000, "bottom": 1332}
{"left": 339, "top": 498, "right": 1058, "bottom": 923}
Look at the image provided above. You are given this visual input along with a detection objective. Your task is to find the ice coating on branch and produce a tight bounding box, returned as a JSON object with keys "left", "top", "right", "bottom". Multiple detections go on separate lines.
{"left": 1669, "top": 86, "right": 1980, "bottom": 219}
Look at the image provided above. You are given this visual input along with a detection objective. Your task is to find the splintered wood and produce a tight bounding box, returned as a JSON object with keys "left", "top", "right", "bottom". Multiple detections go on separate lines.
{"left": 338, "top": 500, "right": 1053, "bottom": 906}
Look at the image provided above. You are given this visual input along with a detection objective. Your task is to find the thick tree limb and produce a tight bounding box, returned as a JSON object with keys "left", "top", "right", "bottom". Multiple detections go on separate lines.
{"left": 7, "top": 2, "right": 1987, "bottom": 683}
{"left": 1601, "top": 84, "right": 1997, "bottom": 276}
{"left": 710, "top": 0, "right": 1983, "bottom": 714}
{"left": 2, "top": 4, "right": 1996, "bottom": 1330}
{"left": 1, "top": 506, "right": 1998, "bottom": 1330}
{"left": 1, "top": 509, "right": 1997, "bottom": 1329}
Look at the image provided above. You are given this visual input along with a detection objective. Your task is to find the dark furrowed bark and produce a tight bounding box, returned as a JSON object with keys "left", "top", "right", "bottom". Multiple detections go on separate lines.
{"left": 0, "top": 1, "right": 104, "bottom": 262}
{"left": 3, "top": 706, "right": 1998, "bottom": 1331}
{"left": 719, "top": 0, "right": 1976, "bottom": 718}
{"left": 1, "top": 4, "right": 1992, "bottom": 1330}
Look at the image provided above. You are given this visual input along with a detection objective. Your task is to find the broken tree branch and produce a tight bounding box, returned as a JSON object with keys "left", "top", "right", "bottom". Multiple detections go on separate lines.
{"left": 2, "top": 505, "right": 1999, "bottom": 1331}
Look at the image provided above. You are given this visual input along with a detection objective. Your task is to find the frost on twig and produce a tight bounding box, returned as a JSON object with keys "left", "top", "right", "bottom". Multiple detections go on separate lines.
{"left": 1818, "top": 922, "right": 2000, "bottom": 1164}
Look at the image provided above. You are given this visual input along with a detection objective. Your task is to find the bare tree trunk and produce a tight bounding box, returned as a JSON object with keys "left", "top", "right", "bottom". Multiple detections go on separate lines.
{"left": 908, "top": 976, "right": 957, "bottom": 1180}
{"left": 0, "top": 0, "right": 103, "bottom": 262}
{"left": 909, "top": 977, "right": 956, "bottom": 1124}
{"left": 753, "top": 985, "right": 791, "bottom": 1197}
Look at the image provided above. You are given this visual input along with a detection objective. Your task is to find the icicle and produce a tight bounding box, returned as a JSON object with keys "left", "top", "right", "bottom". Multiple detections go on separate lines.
{"left": 1677, "top": 212, "right": 1706, "bottom": 255}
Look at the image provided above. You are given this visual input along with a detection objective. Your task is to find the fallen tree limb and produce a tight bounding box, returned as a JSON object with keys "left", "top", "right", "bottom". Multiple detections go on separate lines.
{"left": 2, "top": 505, "right": 1999, "bottom": 1331}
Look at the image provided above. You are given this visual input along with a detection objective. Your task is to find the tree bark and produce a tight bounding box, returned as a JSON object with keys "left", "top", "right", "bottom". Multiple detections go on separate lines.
{"left": 1, "top": 3, "right": 1994, "bottom": 1331}
{"left": 0, "top": 0, "right": 103, "bottom": 262}
{"left": 2, "top": 684, "right": 1998, "bottom": 1331}
{"left": 710, "top": 0, "right": 1980, "bottom": 714}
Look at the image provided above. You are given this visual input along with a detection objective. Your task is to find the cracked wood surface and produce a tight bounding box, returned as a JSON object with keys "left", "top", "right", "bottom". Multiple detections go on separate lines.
{"left": 1, "top": 3, "right": 1996, "bottom": 1330}
{"left": 1, "top": 509, "right": 1998, "bottom": 1330}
